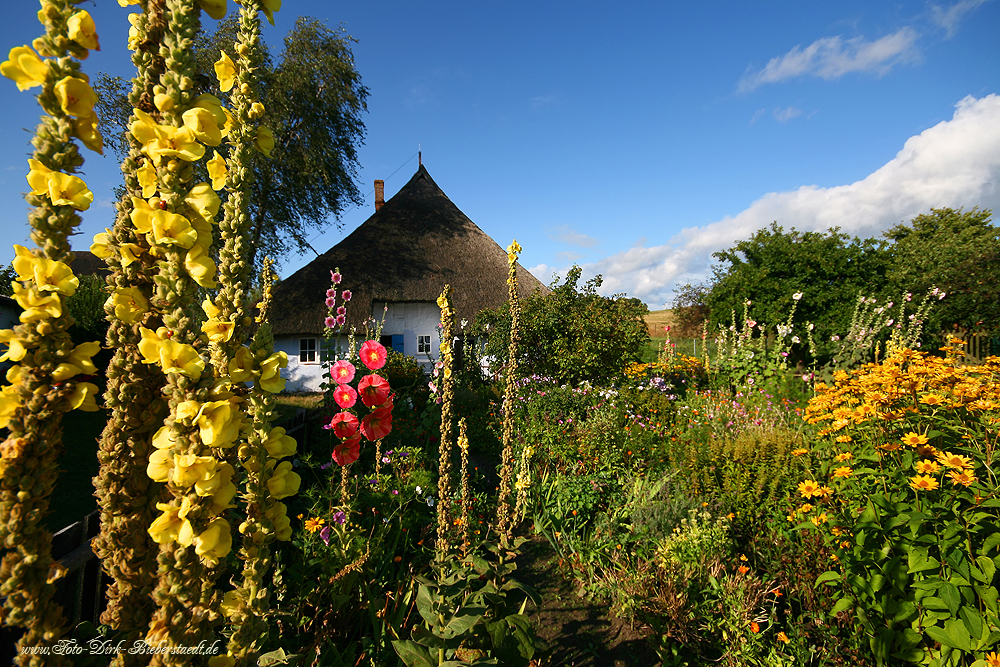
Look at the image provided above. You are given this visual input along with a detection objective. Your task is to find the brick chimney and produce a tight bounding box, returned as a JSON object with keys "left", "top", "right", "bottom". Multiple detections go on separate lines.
{"left": 374, "top": 180, "right": 385, "bottom": 211}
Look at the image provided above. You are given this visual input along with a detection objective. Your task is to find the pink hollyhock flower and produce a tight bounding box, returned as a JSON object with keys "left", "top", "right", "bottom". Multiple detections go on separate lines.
{"left": 325, "top": 297, "right": 336, "bottom": 308}
{"left": 326, "top": 288, "right": 336, "bottom": 298}
{"left": 336, "top": 306, "right": 347, "bottom": 315}
{"left": 358, "top": 374, "right": 391, "bottom": 408}
{"left": 335, "top": 314, "right": 346, "bottom": 326}
{"left": 325, "top": 316, "right": 336, "bottom": 328}
{"left": 329, "top": 411, "right": 359, "bottom": 439}
{"left": 359, "top": 340, "right": 387, "bottom": 370}
{"left": 330, "top": 359, "right": 356, "bottom": 384}
{"left": 332, "top": 435, "right": 361, "bottom": 466}
{"left": 331, "top": 271, "right": 342, "bottom": 284}
{"left": 360, "top": 406, "right": 393, "bottom": 441}
{"left": 333, "top": 384, "right": 357, "bottom": 409}
{"left": 342, "top": 290, "right": 352, "bottom": 302}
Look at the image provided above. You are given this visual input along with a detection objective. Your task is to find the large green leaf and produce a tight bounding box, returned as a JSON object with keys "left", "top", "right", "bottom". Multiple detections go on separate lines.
{"left": 391, "top": 640, "right": 437, "bottom": 667}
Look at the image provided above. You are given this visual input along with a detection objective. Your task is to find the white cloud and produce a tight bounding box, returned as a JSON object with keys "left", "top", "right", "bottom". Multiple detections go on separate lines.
{"left": 738, "top": 28, "right": 920, "bottom": 93}
{"left": 587, "top": 94, "right": 1000, "bottom": 307}
{"left": 546, "top": 223, "right": 599, "bottom": 247}
{"left": 932, "top": 0, "right": 989, "bottom": 38}
{"left": 555, "top": 250, "right": 583, "bottom": 262}
{"left": 749, "top": 108, "right": 767, "bottom": 125}
{"left": 772, "top": 106, "right": 802, "bottom": 122}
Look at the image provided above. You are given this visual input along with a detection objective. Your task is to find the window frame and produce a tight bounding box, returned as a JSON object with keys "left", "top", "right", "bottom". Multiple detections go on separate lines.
{"left": 299, "top": 337, "right": 318, "bottom": 364}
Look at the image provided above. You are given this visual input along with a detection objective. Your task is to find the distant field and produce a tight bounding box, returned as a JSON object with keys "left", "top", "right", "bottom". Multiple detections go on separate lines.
{"left": 644, "top": 309, "right": 677, "bottom": 338}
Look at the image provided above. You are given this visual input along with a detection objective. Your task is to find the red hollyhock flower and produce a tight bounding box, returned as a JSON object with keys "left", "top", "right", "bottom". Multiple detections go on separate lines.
{"left": 332, "top": 435, "right": 361, "bottom": 466}
{"left": 329, "top": 411, "right": 359, "bottom": 439}
{"left": 360, "top": 406, "right": 393, "bottom": 441}
{"left": 358, "top": 374, "right": 391, "bottom": 408}
{"left": 333, "top": 384, "right": 357, "bottom": 409}
{"left": 359, "top": 340, "right": 387, "bottom": 371}
{"left": 330, "top": 359, "right": 355, "bottom": 384}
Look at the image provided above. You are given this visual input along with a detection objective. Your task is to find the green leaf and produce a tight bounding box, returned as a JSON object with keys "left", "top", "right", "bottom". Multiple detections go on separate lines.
{"left": 415, "top": 585, "right": 437, "bottom": 626}
{"left": 816, "top": 570, "right": 842, "bottom": 586}
{"left": 978, "top": 555, "right": 997, "bottom": 583}
{"left": 830, "top": 596, "right": 854, "bottom": 616}
{"left": 391, "top": 641, "right": 437, "bottom": 667}
{"left": 925, "top": 618, "right": 973, "bottom": 651}
{"left": 941, "top": 583, "right": 962, "bottom": 615}
{"left": 443, "top": 609, "right": 486, "bottom": 639}
{"left": 922, "top": 596, "right": 949, "bottom": 611}
{"left": 908, "top": 549, "right": 941, "bottom": 574}
{"left": 959, "top": 606, "right": 984, "bottom": 640}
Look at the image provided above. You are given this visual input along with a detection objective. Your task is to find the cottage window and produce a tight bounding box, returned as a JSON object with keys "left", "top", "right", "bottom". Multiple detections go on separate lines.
{"left": 299, "top": 338, "right": 317, "bottom": 363}
{"left": 418, "top": 336, "right": 432, "bottom": 354}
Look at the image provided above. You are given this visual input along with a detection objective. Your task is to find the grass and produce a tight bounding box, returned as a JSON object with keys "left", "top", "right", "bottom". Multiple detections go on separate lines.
{"left": 643, "top": 309, "right": 677, "bottom": 338}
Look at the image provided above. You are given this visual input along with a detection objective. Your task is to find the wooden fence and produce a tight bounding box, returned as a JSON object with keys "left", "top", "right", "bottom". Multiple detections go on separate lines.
{"left": 948, "top": 331, "right": 1000, "bottom": 364}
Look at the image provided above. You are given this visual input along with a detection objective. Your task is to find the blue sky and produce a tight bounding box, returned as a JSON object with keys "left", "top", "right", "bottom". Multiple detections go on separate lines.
{"left": 1, "top": 0, "right": 998, "bottom": 308}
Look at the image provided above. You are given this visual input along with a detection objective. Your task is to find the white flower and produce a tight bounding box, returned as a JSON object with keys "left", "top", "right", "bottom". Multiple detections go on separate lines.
{"left": 791, "top": 336, "right": 800, "bottom": 343}
{"left": 426, "top": 497, "right": 435, "bottom": 507}
{"left": 831, "top": 335, "right": 841, "bottom": 342}
{"left": 807, "top": 323, "right": 814, "bottom": 331}
{"left": 792, "top": 292, "right": 802, "bottom": 301}
{"left": 885, "top": 319, "right": 894, "bottom": 327}
{"left": 415, "top": 486, "right": 423, "bottom": 495}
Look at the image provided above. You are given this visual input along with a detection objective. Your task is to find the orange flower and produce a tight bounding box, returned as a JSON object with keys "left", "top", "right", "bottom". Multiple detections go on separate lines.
{"left": 909, "top": 475, "right": 939, "bottom": 491}
{"left": 737, "top": 565, "right": 749, "bottom": 574}
{"left": 901, "top": 432, "right": 928, "bottom": 447}
{"left": 948, "top": 470, "right": 977, "bottom": 487}
{"left": 798, "top": 480, "right": 821, "bottom": 498}
{"left": 750, "top": 621, "right": 760, "bottom": 633}
{"left": 985, "top": 651, "right": 1000, "bottom": 667}
{"left": 777, "top": 631, "right": 789, "bottom": 643}
{"left": 914, "top": 460, "right": 940, "bottom": 474}
{"left": 833, "top": 466, "right": 853, "bottom": 478}
{"left": 834, "top": 451, "right": 853, "bottom": 461}
{"left": 791, "top": 448, "right": 808, "bottom": 456}
{"left": 936, "top": 451, "right": 973, "bottom": 470}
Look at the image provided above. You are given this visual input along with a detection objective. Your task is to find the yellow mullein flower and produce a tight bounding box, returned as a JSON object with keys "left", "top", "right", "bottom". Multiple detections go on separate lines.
{"left": 192, "top": 518, "right": 232, "bottom": 563}
{"left": 157, "top": 339, "right": 205, "bottom": 379}
{"left": 194, "top": 94, "right": 227, "bottom": 127}
{"left": 129, "top": 109, "right": 161, "bottom": 147}
{"left": 148, "top": 125, "right": 205, "bottom": 162}
{"left": 185, "top": 182, "right": 221, "bottom": 224}
{"left": 196, "top": 400, "right": 242, "bottom": 447}
{"left": 67, "top": 10, "right": 100, "bottom": 50}
{"left": 0, "top": 385, "right": 21, "bottom": 429}
{"left": 90, "top": 229, "right": 113, "bottom": 259}
{"left": 255, "top": 126, "right": 275, "bottom": 157}
{"left": 214, "top": 51, "right": 236, "bottom": 92}
{"left": 147, "top": 448, "right": 173, "bottom": 482}
{"left": 182, "top": 107, "right": 222, "bottom": 147}
{"left": 172, "top": 454, "right": 218, "bottom": 488}
{"left": 909, "top": 475, "right": 939, "bottom": 491}
{"left": 266, "top": 502, "right": 293, "bottom": 540}
{"left": 137, "top": 326, "right": 168, "bottom": 364}
{"left": 249, "top": 101, "right": 265, "bottom": 119}
{"left": 914, "top": 460, "right": 940, "bottom": 474}
{"left": 54, "top": 76, "right": 97, "bottom": 118}
{"left": 185, "top": 244, "right": 218, "bottom": 288}
{"left": 261, "top": 0, "right": 281, "bottom": 25}
{"left": 12, "top": 283, "right": 61, "bottom": 322}
{"left": 108, "top": 286, "right": 149, "bottom": 325}
{"left": 44, "top": 171, "right": 94, "bottom": 210}
{"left": 227, "top": 346, "right": 254, "bottom": 383}
{"left": 258, "top": 351, "right": 288, "bottom": 393}
{"left": 2, "top": 46, "right": 46, "bottom": 90}
{"left": 207, "top": 151, "right": 227, "bottom": 190}
{"left": 201, "top": 318, "right": 235, "bottom": 343}
{"left": 137, "top": 161, "right": 157, "bottom": 197}
{"left": 119, "top": 243, "right": 145, "bottom": 267}
{"left": 195, "top": 461, "right": 234, "bottom": 497}
{"left": 31, "top": 258, "right": 79, "bottom": 296}
{"left": 221, "top": 107, "right": 235, "bottom": 139}
{"left": 267, "top": 461, "right": 301, "bottom": 499}
{"left": 52, "top": 341, "right": 101, "bottom": 381}
{"left": 68, "top": 382, "right": 99, "bottom": 411}
{"left": 154, "top": 93, "right": 175, "bottom": 112}
{"left": 11, "top": 244, "right": 37, "bottom": 281}
{"left": 0, "top": 331, "right": 30, "bottom": 364}
{"left": 126, "top": 12, "right": 141, "bottom": 50}
{"left": 129, "top": 196, "right": 156, "bottom": 233}
{"left": 74, "top": 113, "right": 103, "bottom": 154}
{"left": 263, "top": 426, "right": 297, "bottom": 459}
{"left": 209, "top": 479, "right": 238, "bottom": 515}
{"left": 148, "top": 503, "right": 184, "bottom": 544}
{"left": 150, "top": 210, "right": 197, "bottom": 248}
{"left": 25, "top": 160, "right": 52, "bottom": 197}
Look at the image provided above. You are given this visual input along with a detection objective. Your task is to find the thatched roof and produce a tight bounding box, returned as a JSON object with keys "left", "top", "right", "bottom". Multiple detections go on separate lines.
{"left": 271, "top": 165, "right": 548, "bottom": 336}
{"left": 69, "top": 250, "right": 111, "bottom": 278}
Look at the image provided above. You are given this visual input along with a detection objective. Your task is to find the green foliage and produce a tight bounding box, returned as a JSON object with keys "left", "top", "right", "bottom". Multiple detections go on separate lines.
{"left": 392, "top": 540, "right": 545, "bottom": 667}
{"left": 670, "top": 281, "right": 711, "bottom": 338}
{"left": 66, "top": 273, "right": 109, "bottom": 347}
{"left": 475, "top": 266, "right": 648, "bottom": 386}
{"left": 884, "top": 207, "right": 1000, "bottom": 335}
{"left": 707, "top": 223, "right": 889, "bottom": 362}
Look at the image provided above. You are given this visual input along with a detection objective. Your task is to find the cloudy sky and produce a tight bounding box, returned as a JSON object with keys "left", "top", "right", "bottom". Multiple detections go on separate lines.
{"left": 1, "top": 0, "right": 998, "bottom": 309}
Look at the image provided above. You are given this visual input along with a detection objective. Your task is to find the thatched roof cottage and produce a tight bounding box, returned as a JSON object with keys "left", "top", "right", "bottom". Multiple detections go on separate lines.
{"left": 271, "top": 164, "right": 548, "bottom": 391}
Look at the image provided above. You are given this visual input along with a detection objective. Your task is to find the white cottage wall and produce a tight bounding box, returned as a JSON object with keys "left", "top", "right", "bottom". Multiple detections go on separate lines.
{"left": 373, "top": 301, "right": 440, "bottom": 369}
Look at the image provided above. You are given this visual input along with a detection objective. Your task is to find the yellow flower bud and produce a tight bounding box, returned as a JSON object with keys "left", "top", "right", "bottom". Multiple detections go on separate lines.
{"left": 214, "top": 51, "right": 236, "bottom": 92}
{"left": 67, "top": 11, "right": 100, "bottom": 51}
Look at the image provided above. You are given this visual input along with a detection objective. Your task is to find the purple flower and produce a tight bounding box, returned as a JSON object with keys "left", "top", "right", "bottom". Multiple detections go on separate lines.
{"left": 342, "top": 290, "right": 352, "bottom": 302}
{"left": 382, "top": 456, "right": 390, "bottom": 464}
{"left": 320, "top": 525, "right": 332, "bottom": 545}
{"left": 325, "top": 316, "right": 336, "bottom": 328}
{"left": 332, "top": 511, "right": 347, "bottom": 525}
{"left": 331, "top": 271, "right": 342, "bottom": 284}
{"left": 320, "top": 462, "right": 332, "bottom": 470}
{"left": 325, "top": 297, "right": 336, "bottom": 308}
{"left": 392, "top": 490, "right": 399, "bottom": 495}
